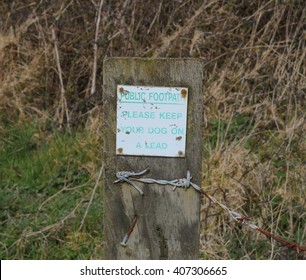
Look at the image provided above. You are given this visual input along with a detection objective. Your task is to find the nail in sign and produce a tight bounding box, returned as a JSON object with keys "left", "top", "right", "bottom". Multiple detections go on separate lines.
{"left": 116, "top": 85, "right": 188, "bottom": 157}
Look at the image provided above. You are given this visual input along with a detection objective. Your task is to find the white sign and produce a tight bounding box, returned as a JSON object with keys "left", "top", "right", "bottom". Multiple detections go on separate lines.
{"left": 116, "top": 85, "right": 188, "bottom": 157}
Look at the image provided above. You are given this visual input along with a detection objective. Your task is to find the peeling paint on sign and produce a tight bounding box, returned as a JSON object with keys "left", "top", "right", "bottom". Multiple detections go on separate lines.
{"left": 116, "top": 85, "right": 188, "bottom": 157}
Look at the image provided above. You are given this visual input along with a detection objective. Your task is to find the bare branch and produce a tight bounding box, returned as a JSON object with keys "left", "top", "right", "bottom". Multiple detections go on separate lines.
{"left": 52, "top": 28, "right": 70, "bottom": 130}
{"left": 90, "top": 0, "right": 104, "bottom": 96}
{"left": 79, "top": 163, "right": 104, "bottom": 230}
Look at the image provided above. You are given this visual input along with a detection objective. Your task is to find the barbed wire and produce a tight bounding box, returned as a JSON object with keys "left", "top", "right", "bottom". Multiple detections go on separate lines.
{"left": 114, "top": 167, "right": 306, "bottom": 253}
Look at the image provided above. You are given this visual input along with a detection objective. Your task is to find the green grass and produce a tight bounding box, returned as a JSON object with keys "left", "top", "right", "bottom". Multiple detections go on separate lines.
{"left": 0, "top": 120, "right": 103, "bottom": 259}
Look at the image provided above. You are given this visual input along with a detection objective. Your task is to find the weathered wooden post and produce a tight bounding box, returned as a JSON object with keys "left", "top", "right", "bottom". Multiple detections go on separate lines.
{"left": 103, "top": 58, "right": 203, "bottom": 259}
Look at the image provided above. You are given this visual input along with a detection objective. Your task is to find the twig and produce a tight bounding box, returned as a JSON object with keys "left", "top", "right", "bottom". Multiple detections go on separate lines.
{"left": 52, "top": 28, "right": 70, "bottom": 130}
{"left": 38, "top": 184, "right": 69, "bottom": 212}
{"left": 147, "top": 1, "right": 162, "bottom": 34}
{"left": 21, "top": 198, "right": 85, "bottom": 240}
{"left": 79, "top": 163, "right": 104, "bottom": 230}
{"left": 152, "top": 0, "right": 217, "bottom": 57}
{"left": 90, "top": 0, "right": 104, "bottom": 96}
{"left": 38, "top": 162, "right": 72, "bottom": 212}
{"left": 52, "top": 0, "right": 74, "bottom": 26}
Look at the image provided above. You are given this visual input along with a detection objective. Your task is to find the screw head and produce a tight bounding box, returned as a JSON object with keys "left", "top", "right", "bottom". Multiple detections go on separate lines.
{"left": 119, "top": 87, "right": 124, "bottom": 93}
{"left": 117, "top": 148, "right": 123, "bottom": 154}
{"left": 181, "top": 88, "right": 187, "bottom": 98}
{"left": 178, "top": 151, "right": 184, "bottom": 156}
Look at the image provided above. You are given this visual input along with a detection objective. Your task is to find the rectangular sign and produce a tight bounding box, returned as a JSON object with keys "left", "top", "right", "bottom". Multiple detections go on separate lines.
{"left": 116, "top": 85, "right": 188, "bottom": 157}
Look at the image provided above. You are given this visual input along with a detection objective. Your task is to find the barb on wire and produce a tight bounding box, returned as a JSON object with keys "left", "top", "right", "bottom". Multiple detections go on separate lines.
{"left": 114, "top": 168, "right": 150, "bottom": 195}
{"left": 114, "top": 168, "right": 306, "bottom": 253}
{"left": 114, "top": 168, "right": 194, "bottom": 194}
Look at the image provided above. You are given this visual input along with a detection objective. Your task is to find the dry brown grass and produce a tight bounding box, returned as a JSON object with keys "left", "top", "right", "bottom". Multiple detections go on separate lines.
{"left": 0, "top": 0, "right": 305, "bottom": 259}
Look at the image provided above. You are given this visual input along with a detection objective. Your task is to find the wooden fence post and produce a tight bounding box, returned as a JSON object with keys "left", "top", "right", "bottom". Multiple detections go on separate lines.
{"left": 103, "top": 58, "right": 204, "bottom": 259}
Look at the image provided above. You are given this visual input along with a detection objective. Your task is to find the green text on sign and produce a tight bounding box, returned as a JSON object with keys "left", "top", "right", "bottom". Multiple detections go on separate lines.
{"left": 116, "top": 85, "right": 188, "bottom": 157}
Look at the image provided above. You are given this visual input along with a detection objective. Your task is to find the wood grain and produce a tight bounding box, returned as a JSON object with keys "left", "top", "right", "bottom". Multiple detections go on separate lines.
{"left": 103, "top": 58, "right": 204, "bottom": 259}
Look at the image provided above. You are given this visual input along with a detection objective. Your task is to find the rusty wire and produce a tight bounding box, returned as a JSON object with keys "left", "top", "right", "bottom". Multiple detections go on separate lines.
{"left": 114, "top": 168, "right": 306, "bottom": 253}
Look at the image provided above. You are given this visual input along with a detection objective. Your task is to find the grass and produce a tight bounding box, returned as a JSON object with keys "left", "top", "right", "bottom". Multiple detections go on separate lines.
{"left": 0, "top": 0, "right": 305, "bottom": 259}
{"left": 201, "top": 110, "right": 305, "bottom": 259}
{"left": 0, "top": 119, "right": 103, "bottom": 259}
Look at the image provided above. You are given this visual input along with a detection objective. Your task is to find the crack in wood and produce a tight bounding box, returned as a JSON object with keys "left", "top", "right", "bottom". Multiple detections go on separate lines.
{"left": 156, "top": 226, "right": 168, "bottom": 260}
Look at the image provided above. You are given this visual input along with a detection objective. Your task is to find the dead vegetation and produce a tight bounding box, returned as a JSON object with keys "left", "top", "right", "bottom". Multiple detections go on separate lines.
{"left": 0, "top": 0, "right": 305, "bottom": 259}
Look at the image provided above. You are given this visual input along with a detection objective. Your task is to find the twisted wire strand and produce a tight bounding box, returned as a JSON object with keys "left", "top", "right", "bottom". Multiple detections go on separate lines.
{"left": 114, "top": 168, "right": 306, "bottom": 253}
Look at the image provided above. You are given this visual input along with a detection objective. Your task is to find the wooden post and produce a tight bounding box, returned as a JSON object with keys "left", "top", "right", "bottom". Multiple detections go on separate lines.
{"left": 103, "top": 58, "right": 203, "bottom": 259}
